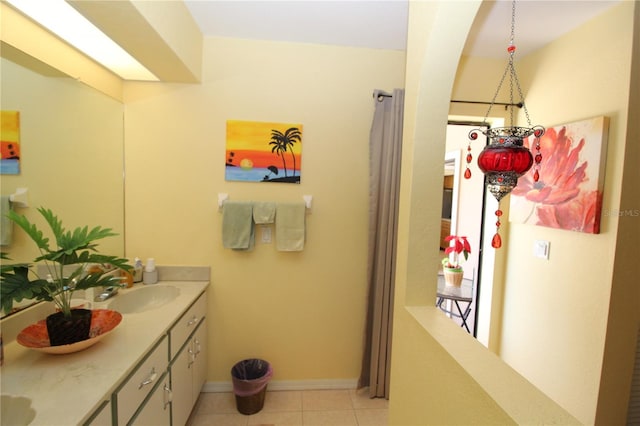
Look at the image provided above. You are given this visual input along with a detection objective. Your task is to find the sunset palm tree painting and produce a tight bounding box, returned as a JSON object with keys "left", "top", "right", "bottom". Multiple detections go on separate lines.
{"left": 226, "top": 120, "right": 303, "bottom": 183}
{"left": 1, "top": 111, "right": 21, "bottom": 175}
{"left": 509, "top": 116, "right": 609, "bottom": 234}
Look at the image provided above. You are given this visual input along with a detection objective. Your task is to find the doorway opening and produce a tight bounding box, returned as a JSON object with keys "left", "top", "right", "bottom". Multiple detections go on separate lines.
{"left": 440, "top": 120, "right": 489, "bottom": 337}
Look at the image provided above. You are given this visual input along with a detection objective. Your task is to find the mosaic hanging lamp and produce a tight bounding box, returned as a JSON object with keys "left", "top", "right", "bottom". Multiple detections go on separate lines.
{"left": 464, "top": 0, "right": 545, "bottom": 249}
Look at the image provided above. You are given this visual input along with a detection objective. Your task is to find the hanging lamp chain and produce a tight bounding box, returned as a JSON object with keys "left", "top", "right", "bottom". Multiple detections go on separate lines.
{"left": 482, "top": 0, "right": 532, "bottom": 128}
{"left": 508, "top": 0, "right": 515, "bottom": 126}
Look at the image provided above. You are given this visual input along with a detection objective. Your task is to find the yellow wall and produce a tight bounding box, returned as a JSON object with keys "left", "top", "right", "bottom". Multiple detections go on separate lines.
{"left": 596, "top": 3, "right": 640, "bottom": 421}
{"left": 0, "top": 2, "right": 123, "bottom": 101}
{"left": 3, "top": 0, "right": 637, "bottom": 422}
{"left": 390, "top": 1, "right": 636, "bottom": 424}
{"left": 499, "top": 3, "right": 637, "bottom": 423}
{"left": 0, "top": 58, "right": 125, "bottom": 263}
{"left": 451, "top": 55, "right": 512, "bottom": 119}
{"left": 68, "top": 0, "right": 203, "bottom": 83}
{"left": 388, "top": 1, "right": 577, "bottom": 423}
{"left": 122, "top": 37, "right": 405, "bottom": 382}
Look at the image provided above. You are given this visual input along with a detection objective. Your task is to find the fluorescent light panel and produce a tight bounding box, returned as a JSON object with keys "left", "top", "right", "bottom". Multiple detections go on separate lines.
{"left": 6, "top": 0, "right": 158, "bottom": 81}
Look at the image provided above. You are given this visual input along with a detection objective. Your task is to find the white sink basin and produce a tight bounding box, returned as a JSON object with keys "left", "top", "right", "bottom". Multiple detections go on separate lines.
{"left": 108, "top": 285, "right": 180, "bottom": 314}
{"left": 1, "top": 395, "right": 36, "bottom": 425}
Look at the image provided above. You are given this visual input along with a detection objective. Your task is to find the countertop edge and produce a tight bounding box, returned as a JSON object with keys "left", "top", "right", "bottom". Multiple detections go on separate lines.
{"left": 1, "top": 280, "right": 210, "bottom": 426}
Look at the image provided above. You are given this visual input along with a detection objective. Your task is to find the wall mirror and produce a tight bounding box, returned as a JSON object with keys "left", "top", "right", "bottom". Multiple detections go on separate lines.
{"left": 0, "top": 52, "right": 125, "bottom": 318}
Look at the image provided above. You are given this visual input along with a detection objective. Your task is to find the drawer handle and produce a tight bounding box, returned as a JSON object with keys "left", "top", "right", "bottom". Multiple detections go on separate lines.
{"left": 194, "top": 339, "right": 201, "bottom": 356}
{"left": 138, "top": 368, "right": 158, "bottom": 389}
{"left": 188, "top": 348, "right": 195, "bottom": 368}
{"left": 163, "top": 383, "right": 172, "bottom": 409}
{"left": 187, "top": 315, "right": 199, "bottom": 326}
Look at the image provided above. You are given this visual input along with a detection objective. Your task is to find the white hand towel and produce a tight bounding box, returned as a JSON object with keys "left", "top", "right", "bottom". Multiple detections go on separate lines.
{"left": 275, "top": 202, "right": 306, "bottom": 251}
{"left": 252, "top": 202, "right": 276, "bottom": 224}
{"left": 222, "top": 201, "right": 254, "bottom": 250}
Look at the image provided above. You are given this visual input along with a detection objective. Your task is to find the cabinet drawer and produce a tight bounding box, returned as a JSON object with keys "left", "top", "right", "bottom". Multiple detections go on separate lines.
{"left": 115, "top": 336, "right": 169, "bottom": 425}
{"left": 127, "top": 372, "right": 170, "bottom": 426}
{"left": 169, "top": 292, "right": 206, "bottom": 359}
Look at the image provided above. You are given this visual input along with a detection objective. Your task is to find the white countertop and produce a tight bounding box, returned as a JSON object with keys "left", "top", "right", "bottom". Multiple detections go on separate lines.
{"left": 1, "top": 280, "right": 209, "bottom": 425}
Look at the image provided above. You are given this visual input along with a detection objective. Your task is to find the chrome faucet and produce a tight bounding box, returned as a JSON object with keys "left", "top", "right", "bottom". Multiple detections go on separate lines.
{"left": 94, "top": 286, "right": 119, "bottom": 302}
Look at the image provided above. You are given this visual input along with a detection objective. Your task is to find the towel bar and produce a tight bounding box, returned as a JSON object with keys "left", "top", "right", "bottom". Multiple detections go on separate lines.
{"left": 217, "top": 193, "right": 312, "bottom": 210}
{"left": 9, "top": 187, "right": 29, "bottom": 207}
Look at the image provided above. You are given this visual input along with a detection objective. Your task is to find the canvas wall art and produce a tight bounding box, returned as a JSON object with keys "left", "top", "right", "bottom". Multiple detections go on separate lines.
{"left": 225, "top": 120, "right": 303, "bottom": 183}
{"left": 509, "top": 116, "right": 609, "bottom": 234}
{"left": 1, "top": 111, "right": 21, "bottom": 175}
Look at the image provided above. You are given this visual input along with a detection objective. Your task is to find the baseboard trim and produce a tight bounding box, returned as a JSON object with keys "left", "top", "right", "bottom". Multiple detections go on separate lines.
{"left": 202, "top": 378, "right": 358, "bottom": 393}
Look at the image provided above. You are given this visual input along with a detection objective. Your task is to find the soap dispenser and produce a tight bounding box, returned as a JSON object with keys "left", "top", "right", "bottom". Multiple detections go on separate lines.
{"left": 143, "top": 258, "right": 158, "bottom": 284}
{"left": 133, "top": 258, "right": 143, "bottom": 283}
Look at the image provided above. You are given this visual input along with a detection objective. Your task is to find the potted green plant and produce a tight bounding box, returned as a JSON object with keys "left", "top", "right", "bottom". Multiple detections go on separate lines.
{"left": 441, "top": 235, "right": 471, "bottom": 287}
{"left": 1, "top": 207, "right": 131, "bottom": 346}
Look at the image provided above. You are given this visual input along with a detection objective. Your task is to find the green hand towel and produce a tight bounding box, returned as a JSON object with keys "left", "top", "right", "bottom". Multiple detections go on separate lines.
{"left": 1, "top": 196, "right": 13, "bottom": 246}
{"left": 253, "top": 202, "right": 276, "bottom": 224}
{"left": 276, "top": 202, "right": 306, "bottom": 251}
{"left": 222, "top": 201, "right": 254, "bottom": 250}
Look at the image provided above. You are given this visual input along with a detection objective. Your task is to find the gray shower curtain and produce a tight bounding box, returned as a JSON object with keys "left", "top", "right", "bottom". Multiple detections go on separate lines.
{"left": 359, "top": 89, "right": 404, "bottom": 399}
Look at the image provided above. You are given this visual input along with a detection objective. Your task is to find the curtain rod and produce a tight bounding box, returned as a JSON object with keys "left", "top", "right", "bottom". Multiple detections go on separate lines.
{"left": 451, "top": 100, "right": 524, "bottom": 109}
{"left": 374, "top": 92, "right": 523, "bottom": 109}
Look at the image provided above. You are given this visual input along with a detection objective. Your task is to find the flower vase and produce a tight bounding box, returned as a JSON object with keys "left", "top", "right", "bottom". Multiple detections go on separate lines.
{"left": 46, "top": 309, "right": 92, "bottom": 346}
{"left": 443, "top": 267, "right": 463, "bottom": 287}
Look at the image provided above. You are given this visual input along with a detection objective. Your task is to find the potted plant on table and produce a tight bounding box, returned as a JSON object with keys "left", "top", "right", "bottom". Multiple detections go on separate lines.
{"left": 442, "top": 235, "right": 471, "bottom": 287}
{"left": 1, "top": 207, "right": 131, "bottom": 346}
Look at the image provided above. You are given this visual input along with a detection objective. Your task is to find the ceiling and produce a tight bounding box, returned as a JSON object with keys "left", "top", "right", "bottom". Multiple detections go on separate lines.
{"left": 184, "top": 0, "right": 621, "bottom": 58}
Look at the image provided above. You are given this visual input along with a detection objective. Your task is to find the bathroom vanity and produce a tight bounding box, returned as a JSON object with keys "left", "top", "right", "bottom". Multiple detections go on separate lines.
{"left": 0, "top": 272, "right": 209, "bottom": 426}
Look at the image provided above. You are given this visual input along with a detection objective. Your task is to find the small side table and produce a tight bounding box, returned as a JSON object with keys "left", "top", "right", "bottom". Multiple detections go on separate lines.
{"left": 436, "top": 275, "right": 473, "bottom": 333}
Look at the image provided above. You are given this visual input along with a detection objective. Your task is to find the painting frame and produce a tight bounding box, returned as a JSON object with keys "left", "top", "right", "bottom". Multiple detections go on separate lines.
{"left": 1, "top": 110, "right": 21, "bottom": 175}
{"left": 225, "top": 120, "right": 303, "bottom": 184}
{"left": 509, "top": 116, "right": 609, "bottom": 234}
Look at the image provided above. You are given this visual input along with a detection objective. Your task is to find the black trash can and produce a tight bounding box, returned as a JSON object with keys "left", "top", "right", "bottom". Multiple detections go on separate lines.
{"left": 231, "top": 358, "right": 273, "bottom": 415}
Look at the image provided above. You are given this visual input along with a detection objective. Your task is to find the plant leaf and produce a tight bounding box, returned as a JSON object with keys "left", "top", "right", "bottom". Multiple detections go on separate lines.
{"left": 2, "top": 208, "right": 130, "bottom": 314}
{"left": 5, "top": 210, "right": 50, "bottom": 251}
{"left": 0, "top": 265, "right": 50, "bottom": 314}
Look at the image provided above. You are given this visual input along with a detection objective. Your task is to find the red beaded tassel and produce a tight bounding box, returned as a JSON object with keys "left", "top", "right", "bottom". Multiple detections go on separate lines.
{"left": 491, "top": 208, "right": 503, "bottom": 248}
{"left": 464, "top": 133, "right": 477, "bottom": 180}
{"left": 533, "top": 128, "right": 543, "bottom": 182}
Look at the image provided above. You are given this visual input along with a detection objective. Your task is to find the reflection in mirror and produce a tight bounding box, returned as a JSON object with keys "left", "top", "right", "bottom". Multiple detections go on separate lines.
{"left": 443, "top": 150, "right": 461, "bottom": 240}
{"left": 0, "top": 56, "right": 125, "bottom": 318}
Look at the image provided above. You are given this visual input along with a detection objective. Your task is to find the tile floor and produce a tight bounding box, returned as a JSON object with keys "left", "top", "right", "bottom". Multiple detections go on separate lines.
{"left": 187, "top": 389, "right": 389, "bottom": 426}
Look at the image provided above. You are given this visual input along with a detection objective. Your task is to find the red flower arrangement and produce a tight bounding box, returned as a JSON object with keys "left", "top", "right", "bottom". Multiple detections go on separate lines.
{"left": 442, "top": 235, "right": 471, "bottom": 270}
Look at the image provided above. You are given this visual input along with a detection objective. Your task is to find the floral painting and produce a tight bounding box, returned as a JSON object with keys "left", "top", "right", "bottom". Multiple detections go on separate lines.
{"left": 225, "top": 120, "right": 302, "bottom": 183}
{"left": 510, "top": 116, "right": 609, "bottom": 234}
{"left": 1, "top": 111, "right": 21, "bottom": 175}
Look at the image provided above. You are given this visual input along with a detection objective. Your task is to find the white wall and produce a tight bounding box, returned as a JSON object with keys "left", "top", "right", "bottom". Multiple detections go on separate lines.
{"left": 445, "top": 123, "right": 484, "bottom": 281}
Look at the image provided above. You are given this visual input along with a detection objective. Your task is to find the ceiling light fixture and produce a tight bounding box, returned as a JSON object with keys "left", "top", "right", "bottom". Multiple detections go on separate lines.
{"left": 5, "top": 0, "right": 158, "bottom": 81}
{"left": 464, "top": 0, "right": 545, "bottom": 249}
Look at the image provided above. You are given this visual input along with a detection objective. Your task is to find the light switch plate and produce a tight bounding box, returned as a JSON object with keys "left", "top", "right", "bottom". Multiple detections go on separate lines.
{"left": 534, "top": 240, "right": 550, "bottom": 259}
{"left": 261, "top": 226, "right": 272, "bottom": 243}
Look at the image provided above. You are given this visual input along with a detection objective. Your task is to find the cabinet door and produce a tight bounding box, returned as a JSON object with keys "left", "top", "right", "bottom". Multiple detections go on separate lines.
{"left": 83, "top": 400, "right": 111, "bottom": 426}
{"left": 192, "top": 318, "right": 207, "bottom": 402}
{"left": 170, "top": 342, "right": 194, "bottom": 426}
{"left": 171, "top": 318, "right": 207, "bottom": 426}
{"left": 130, "top": 375, "right": 171, "bottom": 426}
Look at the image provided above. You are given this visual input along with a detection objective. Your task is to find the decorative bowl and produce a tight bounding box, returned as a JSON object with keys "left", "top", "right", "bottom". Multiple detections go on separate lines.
{"left": 17, "top": 309, "right": 122, "bottom": 355}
